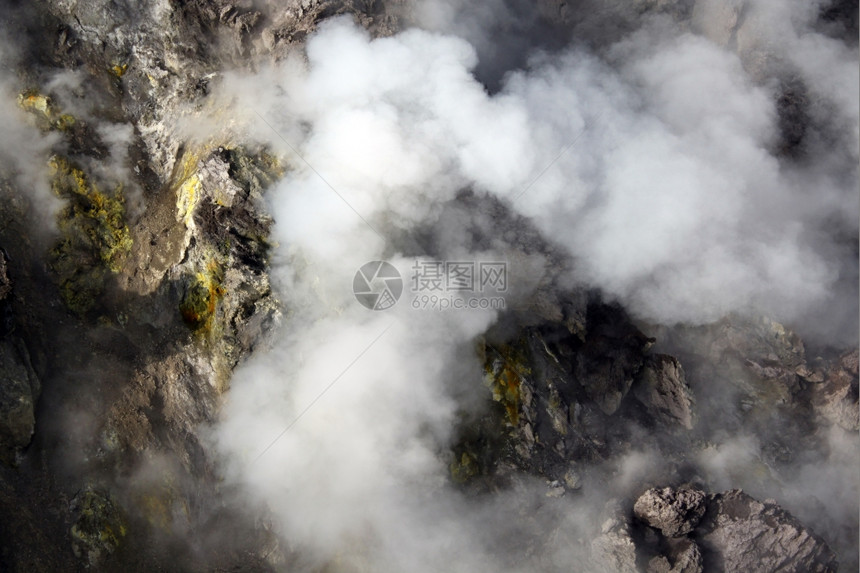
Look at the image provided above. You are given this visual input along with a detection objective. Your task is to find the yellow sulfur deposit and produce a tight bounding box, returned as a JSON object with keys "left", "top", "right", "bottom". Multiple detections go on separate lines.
{"left": 48, "top": 156, "right": 132, "bottom": 314}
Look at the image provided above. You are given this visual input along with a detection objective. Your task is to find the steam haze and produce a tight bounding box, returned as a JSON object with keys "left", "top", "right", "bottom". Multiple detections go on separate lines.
{"left": 206, "top": 3, "right": 858, "bottom": 571}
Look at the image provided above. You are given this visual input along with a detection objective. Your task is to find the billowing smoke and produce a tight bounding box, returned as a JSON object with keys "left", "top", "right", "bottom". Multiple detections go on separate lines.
{"left": 205, "top": 3, "right": 857, "bottom": 570}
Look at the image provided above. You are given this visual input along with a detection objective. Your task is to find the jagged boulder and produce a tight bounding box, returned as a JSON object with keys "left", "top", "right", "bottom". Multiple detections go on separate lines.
{"left": 591, "top": 513, "right": 638, "bottom": 573}
{"left": 575, "top": 303, "right": 654, "bottom": 415}
{"left": 809, "top": 349, "right": 859, "bottom": 431}
{"left": 632, "top": 354, "right": 696, "bottom": 429}
{"left": 635, "top": 487, "right": 838, "bottom": 572}
{"left": 468, "top": 297, "right": 656, "bottom": 485}
{"left": 647, "top": 538, "right": 703, "bottom": 573}
{"left": 634, "top": 487, "right": 707, "bottom": 538}
{"left": 697, "top": 490, "right": 838, "bottom": 573}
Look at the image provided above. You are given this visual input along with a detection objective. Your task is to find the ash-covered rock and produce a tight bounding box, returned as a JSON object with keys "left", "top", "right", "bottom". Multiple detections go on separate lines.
{"left": 629, "top": 486, "right": 838, "bottom": 572}
{"left": 646, "top": 538, "right": 703, "bottom": 573}
{"left": 697, "top": 489, "right": 838, "bottom": 573}
{"left": 634, "top": 486, "right": 707, "bottom": 538}
{"left": 631, "top": 354, "right": 696, "bottom": 430}
{"left": 591, "top": 509, "right": 639, "bottom": 573}
{"left": 808, "top": 349, "right": 859, "bottom": 431}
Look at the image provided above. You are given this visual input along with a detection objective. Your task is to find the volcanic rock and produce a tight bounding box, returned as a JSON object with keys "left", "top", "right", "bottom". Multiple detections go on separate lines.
{"left": 634, "top": 486, "right": 707, "bottom": 538}
{"left": 697, "top": 490, "right": 838, "bottom": 573}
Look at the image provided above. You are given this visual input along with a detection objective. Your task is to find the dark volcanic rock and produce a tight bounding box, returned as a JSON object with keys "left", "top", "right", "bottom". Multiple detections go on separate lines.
{"left": 466, "top": 297, "right": 655, "bottom": 485}
{"left": 697, "top": 490, "right": 838, "bottom": 573}
{"left": 575, "top": 303, "right": 654, "bottom": 416}
{"left": 0, "top": 250, "right": 39, "bottom": 465}
{"left": 0, "top": 337, "right": 38, "bottom": 465}
{"left": 634, "top": 486, "right": 707, "bottom": 538}
{"left": 0, "top": 252, "right": 9, "bottom": 301}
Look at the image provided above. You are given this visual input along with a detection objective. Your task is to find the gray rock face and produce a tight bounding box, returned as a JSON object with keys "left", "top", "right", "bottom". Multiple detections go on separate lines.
{"left": 591, "top": 513, "right": 639, "bottom": 573}
{"left": 632, "top": 354, "right": 696, "bottom": 430}
{"left": 698, "top": 490, "right": 838, "bottom": 573}
{"left": 810, "top": 349, "right": 859, "bottom": 431}
{"left": 647, "top": 538, "right": 703, "bottom": 573}
{"left": 634, "top": 487, "right": 838, "bottom": 573}
{"left": 634, "top": 487, "right": 707, "bottom": 538}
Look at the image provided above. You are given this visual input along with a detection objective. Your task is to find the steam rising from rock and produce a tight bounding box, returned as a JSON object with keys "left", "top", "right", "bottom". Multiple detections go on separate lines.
{"left": 208, "top": 4, "right": 857, "bottom": 570}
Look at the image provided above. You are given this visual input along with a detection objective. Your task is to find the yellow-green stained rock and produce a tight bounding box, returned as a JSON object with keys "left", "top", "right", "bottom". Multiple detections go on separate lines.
{"left": 483, "top": 343, "right": 530, "bottom": 426}
{"left": 17, "top": 89, "right": 79, "bottom": 132}
{"left": 179, "top": 261, "right": 225, "bottom": 331}
{"left": 17, "top": 89, "right": 52, "bottom": 116}
{"left": 54, "top": 113, "right": 76, "bottom": 131}
{"left": 48, "top": 157, "right": 132, "bottom": 314}
{"left": 70, "top": 488, "right": 127, "bottom": 566}
{"left": 450, "top": 451, "right": 479, "bottom": 484}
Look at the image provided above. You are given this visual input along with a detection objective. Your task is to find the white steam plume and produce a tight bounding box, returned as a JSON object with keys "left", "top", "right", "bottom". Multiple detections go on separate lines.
{"left": 0, "top": 42, "right": 61, "bottom": 218}
{"left": 207, "top": 6, "right": 858, "bottom": 570}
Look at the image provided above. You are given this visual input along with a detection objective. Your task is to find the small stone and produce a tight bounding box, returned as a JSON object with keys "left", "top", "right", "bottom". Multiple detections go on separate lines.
{"left": 564, "top": 466, "right": 582, "bottom": 490}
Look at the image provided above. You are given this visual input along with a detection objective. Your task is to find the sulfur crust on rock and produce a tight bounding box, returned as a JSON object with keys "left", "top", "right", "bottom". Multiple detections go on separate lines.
{"left": 48, "top": 156, "right": 132, "bottom": 314}
{"left": 17, "top": 89, "right": 78, "bottom": 132}
{"left": 179, "top": 258, "right": 226, "bottom": 332}
{"left": 483, "top": 342, "right": 530, "bottom": 427}
{"left": 70, "top": 488, "right": 128, "bottom": 566}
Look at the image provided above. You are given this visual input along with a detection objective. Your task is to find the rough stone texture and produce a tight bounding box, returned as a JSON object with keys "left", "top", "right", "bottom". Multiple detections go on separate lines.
{"left": 651, "top": 315, "right": 823, "bottom": 461}
{"left": 632, "top": 354, "right": 696, "bottom": 430}
{"left": 575, "top": 304, "right": 654, "bottom": 416}
{"left": 634, "top": 487, "right": 707, "bottom": 538}
{"left": 0, "top": 250, "right": 39, "bottom": 466}
{"left": 69, "top": 488, "right": 127, "bottom": 567}
{"left": 461, "top": 296, "right": 655, "bottom": 487}
{"left": 655, "top": 314, "right": 857, "bottom": 453}
{"left": 0, "top": 338, "right": 38, "bottom": 464}
{"left": 0, "top": 252, "right": 9, "bottom": 301}
{"left": 809, "top": 349, "right": 859, "bottom": 431}
{"left": 647, "top": 538, "right": 703, "bottom": 573}
{"left": 697, "top": 490, "right": 838, "bottom": 573}
{"left": 591, "top": 513, "right": 639, "bottom": 573}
